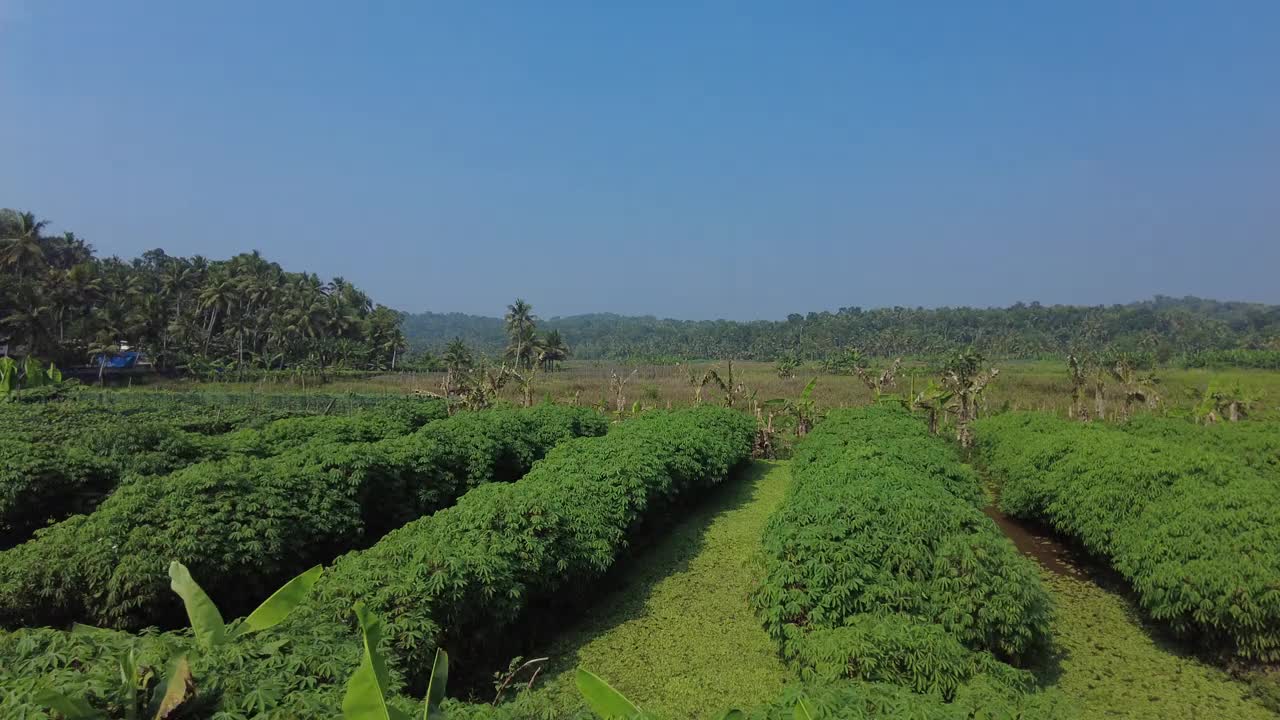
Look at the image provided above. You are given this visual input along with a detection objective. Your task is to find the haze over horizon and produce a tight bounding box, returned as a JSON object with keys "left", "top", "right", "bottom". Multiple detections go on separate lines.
{"left": 4, "top": 1, "right": 1278, "bottom": 321}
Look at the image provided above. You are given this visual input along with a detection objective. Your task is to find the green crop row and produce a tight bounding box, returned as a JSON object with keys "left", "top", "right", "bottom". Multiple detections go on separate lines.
{"left": 0, "top": 398, "right": 449, "bottom": 549}
{"left": 977, "top": 412, "right": 1280, "bottom": 661}
{"left": 296, "top": 405, "right": 758, "bottom": 686}
{"left": 752, "top": 406, "right": 1053, "bottom": 700}
{"left": 0, "top": 406, "right": 754, "bottom": 719}
{"left": 1118, "top": 415, "right": 1280, "bottom": 480}
{"left": 0, "top": 404, "right": 604, "bottom": 632}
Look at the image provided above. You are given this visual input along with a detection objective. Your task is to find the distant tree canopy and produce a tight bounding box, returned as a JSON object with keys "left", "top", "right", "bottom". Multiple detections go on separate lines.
{"left": 403, "top": 298, "right": 1280, "bottom": 363}
{"left": 0, "top": 209, "right": 405, "bottom": 373}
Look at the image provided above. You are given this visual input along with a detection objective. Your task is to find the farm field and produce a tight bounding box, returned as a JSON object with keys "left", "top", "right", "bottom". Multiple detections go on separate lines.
{"left": 2, "top": 390, "right": 1279, "bottom": 719}
{"left": 140, "top": 359, "right": 1280, "bottom": 420}
{"left": 7, "top": 2, "right": 1280, "bottom": 717}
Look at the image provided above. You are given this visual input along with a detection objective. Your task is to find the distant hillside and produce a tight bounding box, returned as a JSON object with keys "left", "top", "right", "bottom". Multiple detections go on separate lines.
{"left": 401, "top": 296, "right": 1280, "bottom": 362}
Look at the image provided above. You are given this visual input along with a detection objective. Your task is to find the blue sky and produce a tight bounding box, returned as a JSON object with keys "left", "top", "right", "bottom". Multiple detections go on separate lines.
{"left": 2, "top": 1, "right": 1277, "bottom": 320}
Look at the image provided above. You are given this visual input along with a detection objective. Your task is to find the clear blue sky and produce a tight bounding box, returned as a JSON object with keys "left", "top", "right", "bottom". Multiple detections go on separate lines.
{"left": 3, "top": 1, "right": 1277, "bottom": 320}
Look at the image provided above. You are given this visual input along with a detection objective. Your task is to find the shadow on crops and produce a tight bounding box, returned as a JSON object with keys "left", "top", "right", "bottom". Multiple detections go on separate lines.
{"left": 448, "top": 461, "right": 774, "bottom": 700}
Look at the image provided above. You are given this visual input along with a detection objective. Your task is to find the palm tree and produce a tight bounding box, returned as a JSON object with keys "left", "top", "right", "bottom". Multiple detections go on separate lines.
{"left": 442, "top": 338, "right": 473, "bottom": 372}
{"left": 504, "top": 299, "right": 538, "bottom": 368}
{"left": 198, "top": 271, "right": 239, "bottom": 350}
{"left": 539, "top": 329, "right": 570, "bottom": 370}
{"left": 0, "top": 210, "right": 49, "bottom": 280}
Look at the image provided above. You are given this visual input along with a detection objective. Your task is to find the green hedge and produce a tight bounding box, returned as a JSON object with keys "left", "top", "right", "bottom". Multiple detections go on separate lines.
{"left": 0, "top": 440, "right": 115, "bottom": 548}
{"left": 0, "top": 398, "right": 447, "bottom": 550}
{"left": 1119, "top": 415, "right": 1280, "bottom": 479}
{"left": 978, "top": 412, "right": 1280, "bottom": 661}
{"left": 0, "top": 404, "right": 604, "bottom": 631}
{"left": 217, "top": 398, "right": 447, "bottom": 457}
{"left": 0, "top": 422, "right": 219, "bottom": 548}
{"left": 0, "top": 406, "right": 753, "bottom": 720}
{"left": 752, "top": 406, "right": 1052, "bottom": 698}
{"left": 299, "top": 405, "right": 757, "bottom": 683}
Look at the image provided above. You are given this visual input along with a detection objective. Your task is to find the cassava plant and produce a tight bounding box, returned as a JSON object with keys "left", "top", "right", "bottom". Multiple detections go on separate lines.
{"left": 36, "top": 561, "right": 322, "bottom": 719}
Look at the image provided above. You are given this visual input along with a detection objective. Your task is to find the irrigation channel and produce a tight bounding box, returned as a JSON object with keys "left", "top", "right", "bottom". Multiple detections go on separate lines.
{"left": 512, "top": 460, "right": 1274, "bottom": 719}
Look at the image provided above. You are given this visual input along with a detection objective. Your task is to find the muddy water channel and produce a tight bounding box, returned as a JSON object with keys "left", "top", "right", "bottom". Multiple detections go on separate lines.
{"left": 981, "top": 505, "right": 1081, "bottom": 578}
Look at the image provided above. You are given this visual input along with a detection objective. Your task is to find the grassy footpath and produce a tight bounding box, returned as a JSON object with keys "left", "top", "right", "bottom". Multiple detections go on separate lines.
{"left": 1042, "top": 568, "right": 1275, "bottom": 719}
{"left": 526, "top": 460, "right": 791, "bottom": 719}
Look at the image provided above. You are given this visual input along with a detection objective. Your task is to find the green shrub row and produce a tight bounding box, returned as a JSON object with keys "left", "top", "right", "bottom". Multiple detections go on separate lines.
{"left": 977, "top": 412, "right": 1280, "bottom": 661}
{"left": 216, "top": 398, "right": 447, "bottom": 457}
{"left": 0, "top": 404, "right": 604, "bottom": 631}
{"left": 0, "top": 440, "right": 115, "bottom": 548}
{"left": 0, "top": 398, "right": 448, "bottom": 548}
{"left": 297, "top": 405, "right": 757, "bottom": 684}
{"left": 0, "top": 406, "right": 753, "bottom": 719}
{"left": 1119, "top": 415, "right": 1280, "bottom": 479}
{"left": 752, "top": 406, "right": 1053, "bottom": 699}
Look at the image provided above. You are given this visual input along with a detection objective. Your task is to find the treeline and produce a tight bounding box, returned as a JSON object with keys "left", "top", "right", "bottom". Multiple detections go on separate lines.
{"left": 403, "top": 297, "right": 1280, "bottom": 362}
{"left": 0, "top": 209, "right": 406, "bottom": 374}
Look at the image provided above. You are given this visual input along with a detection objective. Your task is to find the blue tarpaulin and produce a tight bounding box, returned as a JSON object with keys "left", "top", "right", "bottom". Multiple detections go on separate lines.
{"left": 96, "top": 351, "right": 140, "bottom": 369}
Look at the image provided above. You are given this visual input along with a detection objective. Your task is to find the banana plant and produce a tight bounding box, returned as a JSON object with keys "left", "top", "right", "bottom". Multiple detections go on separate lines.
{"left": 911, "top": 379, "right": 955, "bottom": 435}
{"left": 576, "top": 668, "right": 764, "bottom": 720}
{"left": 167, "top": 560, "right": 323, "bottom": 649}
{"left": 342, "top": 602, "right": 448, "bottom": 720}
{"left": 762, "top": 377, "right": 819, "bottom": 438}
{"left": 0, "top": 355, "right": 64, "bottom": 394}
{"left": 37, "top": 562, "right": 322, "bottom": 719}
{"left": 23, "top": 354, "right": 48, "bottom": 388}
{"left": 0, "top": 356, "right": 15, "bottom": 393}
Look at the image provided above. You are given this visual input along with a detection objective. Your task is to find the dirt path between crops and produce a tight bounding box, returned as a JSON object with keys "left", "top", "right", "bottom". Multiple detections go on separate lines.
{"left": 984, "top": 504, "right": 1275, "bottom": 719}
{"left": 522, "top": 460, "right": 791, "bottom": 719}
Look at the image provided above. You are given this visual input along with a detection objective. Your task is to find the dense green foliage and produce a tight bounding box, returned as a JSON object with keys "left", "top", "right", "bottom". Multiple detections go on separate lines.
{"left": 299, "top": 406, "right": 757, "bottom": 685}
{"left": 977, "top": 412, "right": 1280, "bottom": 661}
{"left": 0, "top": 209, "right": 406, "bottom": 374}
{"left": 0, "top": 396, "right": 445, "bottom": 548}
{"left": 1182, "top": 349, "right": 1280, "bottom": 369}
{"left": 0, "top": 403, "right": 603, "bottom": 631}
{"left": 404, "top": 296, "right": 1280, "bottom": 361}
{"left": 0, "top": 440, "right": 114, "bottom": 547}
{"left": 0, "top": 397, "right": 315, "bottom": 546}
{"left": 0, "top": 405, "right": 752, "bottom": 719}
{"left": 753, "top": 406, "right": 1053, "bottom": 699}
{"left": 1118, "top": 415, "right": 1280, "bottom": 479}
